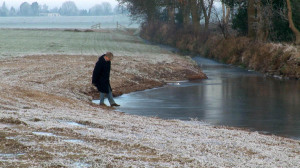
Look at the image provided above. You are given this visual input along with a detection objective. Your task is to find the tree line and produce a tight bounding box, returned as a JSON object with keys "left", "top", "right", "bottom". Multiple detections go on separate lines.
{"left": 0, "top": 1, "right": 128, "bottom": 17}
{"left": 118, "top": 0, "right": 300, "bottom": 44}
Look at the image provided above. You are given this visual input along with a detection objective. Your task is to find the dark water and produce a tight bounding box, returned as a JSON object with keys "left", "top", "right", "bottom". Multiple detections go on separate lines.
{"left": 97, "top": 56, "right": 300, "bottom": 139}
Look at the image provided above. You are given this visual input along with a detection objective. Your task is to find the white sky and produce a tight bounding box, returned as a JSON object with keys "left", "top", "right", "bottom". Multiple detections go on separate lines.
{"left": 1, "top": 0, "right": 119, "bottom": 10}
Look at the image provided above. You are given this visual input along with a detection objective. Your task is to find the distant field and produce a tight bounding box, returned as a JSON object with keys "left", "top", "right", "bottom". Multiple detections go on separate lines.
{"left": 0, "top": 29, "right": 171, "bottom": 59}
{"left": 0, "top": 15, "right": 139, "bottom": 29}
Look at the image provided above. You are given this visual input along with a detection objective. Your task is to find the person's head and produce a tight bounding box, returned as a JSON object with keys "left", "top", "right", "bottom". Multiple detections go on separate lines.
{"left": 104, "top": 52, "right": 113, "bottom": 61}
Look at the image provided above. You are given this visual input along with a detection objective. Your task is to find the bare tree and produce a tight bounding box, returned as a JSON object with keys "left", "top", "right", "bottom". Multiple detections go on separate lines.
{"left": 59, "top": 1, "right": 78, "bottom": 16}
{"left": 213, "top": 4, "right": 230, "bottom": 39}
{"left": 200, "top": 0, "right": 214, "bottom": 32}
{"left": 247, "top": 0, "right": 256, "bottom": 38}
{"left": 255, "top": 1, "right": 273, "bottom": 41}
{"left": 0, "top": 2, "right": 9, "bottom": 16}
{"left": 222, "top": 2, "right": 230, "bottom": 24}
{"left": 190, "top": 0, "right": 201, "bottom": 31}
{"left": 117, "top": 0, "right": 159, "bottom": 22}
{"left": 89, "top": 4, "right": 103, "bottom": 15}
{"left": 286, "top": 0, "right": 300, "bottom": 45}
{"left": 102, "top": 2, "right": 112, "bottom": 15}
{"left": 178, "top": 0, "right": 191, "bottom": 25}
{"left": 247, "top": 0, "right": 270, "bottom": 41}
{"left": 166, "top": 0, "right": 175, "bottom": 24}
{"left": 20, "top": 2, "right": 32, "bottom": 16}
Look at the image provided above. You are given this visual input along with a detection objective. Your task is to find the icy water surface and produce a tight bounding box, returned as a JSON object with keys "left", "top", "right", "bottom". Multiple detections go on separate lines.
{"left": 111, "top": 56, "right": 300, "bottom": 140}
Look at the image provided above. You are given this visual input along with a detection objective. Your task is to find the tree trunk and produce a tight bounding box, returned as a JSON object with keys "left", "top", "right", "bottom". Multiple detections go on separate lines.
{"left": 206, "top": 0, "right": 214, "bottom": 31}
{"left": 200, "top": 0, "right": 214, "bottom": 32}
{"left": 167, "top": 0, "right": 175, "bottom": 24}
{"left": 296, "top": 34, "right": 300, "bottom": 45}
{"left": 178, "top": 0, "right": 190, "bottom": 25}
{"left": 222, "top": 2, "right": 226, "bottom": 22}
{"left": 255, "top": 0, "right": 266, "bottom": 41}
{"left": 183, "top": 0, "right": 190, "bottom": 25}
{"left": 286, "top": 0, "right": 300, "bottom": 45}
{"left": 190, "top": 0, "right": 200, "bottom": 31}
{"left": 225, "top": 5, "right": 230, "bottom": 24}
{"left": 247, "top": 0, "right": 256, "bottom": 38}
{"left": 222, "top": 3, "right": 230, "bottom": 24}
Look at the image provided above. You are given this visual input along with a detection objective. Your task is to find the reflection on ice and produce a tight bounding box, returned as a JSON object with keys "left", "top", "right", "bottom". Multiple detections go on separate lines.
{"left": 168, "top": 82, "right": 181, "bottom": 86}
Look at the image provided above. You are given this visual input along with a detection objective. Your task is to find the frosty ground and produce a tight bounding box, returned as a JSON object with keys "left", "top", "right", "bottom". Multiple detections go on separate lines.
{"left": 0, "top": 29, "right": 299, "bottom": 167}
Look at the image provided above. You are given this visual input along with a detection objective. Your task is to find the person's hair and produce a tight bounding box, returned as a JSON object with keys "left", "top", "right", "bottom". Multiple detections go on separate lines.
{"left": 105, "top": 52, "right": 113, "bottom": 60}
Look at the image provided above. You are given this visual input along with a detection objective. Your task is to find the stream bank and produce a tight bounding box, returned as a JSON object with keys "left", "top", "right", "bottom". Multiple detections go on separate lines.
{"left": 141, "top": 22, "right": 300, "bottom": 79}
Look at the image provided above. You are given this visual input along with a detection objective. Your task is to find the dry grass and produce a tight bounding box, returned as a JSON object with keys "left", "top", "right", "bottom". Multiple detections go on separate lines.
{"left": 202, "top": 35, "right": 300, "bottom": 79}
{"left": 0, "top": 117, "right": 26, "bottom": 125}
{"left": 141, "top": 22, "right": 300, "bottom": 79}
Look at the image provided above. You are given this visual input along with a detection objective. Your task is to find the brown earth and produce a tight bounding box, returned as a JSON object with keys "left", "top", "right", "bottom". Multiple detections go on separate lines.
{"left": 0, "top": 54, "right": 205, "bottom": 103}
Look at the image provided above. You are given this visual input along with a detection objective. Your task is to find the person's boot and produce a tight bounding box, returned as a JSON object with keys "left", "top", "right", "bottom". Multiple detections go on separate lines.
{"left": 100, "top": 103, "right": 107, "bottom": 107}
{"left": 111, "top": 103, "right": 120, "bottom": 107}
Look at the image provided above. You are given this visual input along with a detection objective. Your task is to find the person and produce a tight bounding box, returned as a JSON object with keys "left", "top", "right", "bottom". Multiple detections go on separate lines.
{"left": 92, "top": 52, "right": 120, "bottom": 107}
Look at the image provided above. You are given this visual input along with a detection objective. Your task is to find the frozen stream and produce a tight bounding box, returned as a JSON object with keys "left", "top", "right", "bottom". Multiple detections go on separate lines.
{"left": 96, "top": 56, "right": 300, "bottom": 140}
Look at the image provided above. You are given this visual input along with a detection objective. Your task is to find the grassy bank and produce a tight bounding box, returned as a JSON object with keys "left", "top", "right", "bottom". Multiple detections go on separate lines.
{"left": 201, "top": 36, "right": 300, "bottom": 79}
{"left": 0, "top": 28, "right": 154, "bottom": 59}
{"left": 141, "top": 22, "right": 300, "bottom": 79}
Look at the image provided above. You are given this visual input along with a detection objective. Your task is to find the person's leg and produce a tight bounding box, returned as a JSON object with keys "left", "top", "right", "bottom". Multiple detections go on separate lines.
{"left": 99, "top": 92, "right": 106, "bottom": 105}
{"left": 107, "top": 90, "right": 116, "bottom": 105}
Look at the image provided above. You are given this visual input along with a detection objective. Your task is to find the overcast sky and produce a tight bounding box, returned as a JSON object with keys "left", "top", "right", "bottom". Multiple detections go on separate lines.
{"left": 1, "top": 0, "right": 119, "bottom": 10}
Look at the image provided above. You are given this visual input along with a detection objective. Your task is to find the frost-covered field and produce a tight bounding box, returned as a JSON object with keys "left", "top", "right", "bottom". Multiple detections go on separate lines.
{"left": 0, "top": 28, "right": 162, "bottom": 59}
{"left": 0, "top": 15, "right": 139, "bottom": 29}
{"left": 0, "top": 29, "right": 299, "bottom": 167}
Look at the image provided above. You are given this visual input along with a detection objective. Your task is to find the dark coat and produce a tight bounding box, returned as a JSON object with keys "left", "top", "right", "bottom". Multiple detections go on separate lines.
{"left": 92, "top": 55, "right": 111, "bottom": 93}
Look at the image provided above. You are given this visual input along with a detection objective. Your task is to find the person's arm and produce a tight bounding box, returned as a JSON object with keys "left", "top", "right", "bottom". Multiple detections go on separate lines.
{"left": 92, "top": 62, "right": 101, "bottom": 85}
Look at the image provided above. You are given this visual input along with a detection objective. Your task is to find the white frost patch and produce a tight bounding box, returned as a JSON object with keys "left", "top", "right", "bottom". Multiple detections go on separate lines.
{"left": 32, "top": 132, "right": 57, "bottom": 137}
{"left": 71, "top": 162, "right": 92, "bottom": 168}
{"left": 63, "top": 139, "right": 85, "bottom": 144}
{"left": 58, "top": 120, "right": 86, "bottom": 127}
